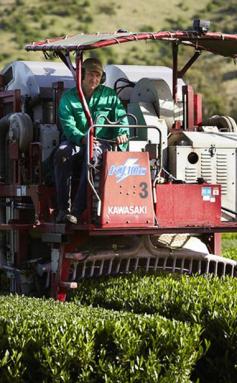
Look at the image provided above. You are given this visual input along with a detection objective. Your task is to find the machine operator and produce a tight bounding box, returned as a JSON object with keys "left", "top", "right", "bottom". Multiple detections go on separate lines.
{"left": 54, "top": 57, "right": 129, "bottom": 224}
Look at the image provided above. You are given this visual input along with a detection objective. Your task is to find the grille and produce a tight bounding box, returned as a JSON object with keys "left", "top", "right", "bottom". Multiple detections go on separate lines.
{"left": 185, "top": 167, "right": 197, "bottom": 182}
{"left": 216, "top": 153, "right": 228, "bottom": 195}
{"left": 201, "top": 152, "right": 213, "bottom": 183}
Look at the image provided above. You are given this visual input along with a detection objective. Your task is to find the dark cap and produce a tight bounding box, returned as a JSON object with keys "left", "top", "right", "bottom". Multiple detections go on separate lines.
{"left": 83, "top": 58, "right": 103, "bottom": 74}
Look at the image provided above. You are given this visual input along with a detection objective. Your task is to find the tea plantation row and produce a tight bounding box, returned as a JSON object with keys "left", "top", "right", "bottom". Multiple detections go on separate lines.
{"left": 0, "top": 272, "right": 237, "bottom": 382}
{"left": 0, "top": 294, "right": 202, "bottom": 382}
{"left": 71, "top": 273, "right": 237, "bottom": 382}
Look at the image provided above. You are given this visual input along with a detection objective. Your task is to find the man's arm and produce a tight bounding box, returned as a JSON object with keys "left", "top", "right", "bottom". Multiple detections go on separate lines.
{"left": 58, "top": 90, "right": 85, "bottom": 146}
{"left": 110, "top": 93, "right": 130, "bottom": 146}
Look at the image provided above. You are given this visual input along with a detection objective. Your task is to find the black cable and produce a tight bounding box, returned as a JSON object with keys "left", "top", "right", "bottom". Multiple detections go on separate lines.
{"left": 114, "top": 77, "right": 135, "bottom": 96}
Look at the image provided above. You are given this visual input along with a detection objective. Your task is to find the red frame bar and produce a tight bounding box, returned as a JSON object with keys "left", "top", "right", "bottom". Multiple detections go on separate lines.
{"left": 0, "top": 222, "right": 236, "bottom": 235}
{"left": 0, "top": 90, "right": 21, "bottom": 117}
{"left": 25, "top": 31, "right": 237, "bottom": 58}
{"left": 194, "top": 93, "right": 202, "bottom": 126}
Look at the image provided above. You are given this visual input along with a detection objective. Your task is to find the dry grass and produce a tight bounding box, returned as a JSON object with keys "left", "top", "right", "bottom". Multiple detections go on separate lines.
{"left": 0, "top": 0, "right": 210, "bottom": 67}
{"left": 90, "top": 0, "right": 210, "bottom": 33}
{"left": 0, "top": 0, "right": 236, "bottom": 117}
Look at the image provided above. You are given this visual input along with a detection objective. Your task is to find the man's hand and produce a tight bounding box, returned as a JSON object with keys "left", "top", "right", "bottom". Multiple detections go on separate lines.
{"left": 116, "top": 134, "right": 128, "bottom": 145}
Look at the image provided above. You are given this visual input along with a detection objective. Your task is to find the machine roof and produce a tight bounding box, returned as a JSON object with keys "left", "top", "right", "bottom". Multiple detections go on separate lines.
{"left": 25, "top": 31, "right": 237, "bottom": 58}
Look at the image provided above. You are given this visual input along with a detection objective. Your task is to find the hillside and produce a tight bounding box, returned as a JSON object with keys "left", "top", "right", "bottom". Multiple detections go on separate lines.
{"left": 0, "top": 0, "right": 210, "bottom": 65}
{"left": 0, "top": 0, "right": 237, "bottom": 118}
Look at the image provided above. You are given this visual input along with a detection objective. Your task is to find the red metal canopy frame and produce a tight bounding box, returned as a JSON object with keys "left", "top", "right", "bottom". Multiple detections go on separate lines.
{"left": 25, "top": 31, "right": 237, "bottom": 57}
{"left": 25, "top": 30, "right": 237, "bottom": 110}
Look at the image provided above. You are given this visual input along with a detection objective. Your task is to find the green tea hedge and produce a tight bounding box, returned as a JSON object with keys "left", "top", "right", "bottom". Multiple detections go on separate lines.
{"left": 0, "top": 295, "right": 202, "bottom": 383}
{"left": 71, "top": 274, "right": 237, "bottom": 382}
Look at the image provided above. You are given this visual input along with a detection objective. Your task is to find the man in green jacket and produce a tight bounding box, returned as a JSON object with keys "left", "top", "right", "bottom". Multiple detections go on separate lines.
{"left": 54, "top": 58, "right": 129, "bottom": 224}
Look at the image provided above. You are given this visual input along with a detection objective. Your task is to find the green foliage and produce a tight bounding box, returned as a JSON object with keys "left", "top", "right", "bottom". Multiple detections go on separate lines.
{"left": 0, "top": 295, "right": 202, "bottom": 382}
{"left": 97, "top": 4, "right": 116, "bottom": 16}
{"left": 15, "top": 0, "right": 25, "bottom": 5}
{"left": 71, "top": 273, "right": 237, "bottom": 382}
{"left": 178, "top": 3, "right": 189, "bottom": 12}
{"left": 205, "top": 3, "right": 215, "bottom": 12}
{"left": 165, "top": 16, "right": 188, "bottom": 30}
{"left": 139, "top": 25, "right": 155, "bottom": 32}
{"left": 222, "top": 233, "right": 237, "bottom": 260}
{"left": 0, "top": 53, "right": 11, "bottom": 62}
{"left": 0, "top": 0, "right": 93, "bottom": 51}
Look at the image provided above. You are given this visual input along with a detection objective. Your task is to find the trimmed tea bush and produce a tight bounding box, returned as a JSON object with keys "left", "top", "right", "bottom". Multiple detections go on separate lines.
{"left": 0, "top": 295, "right": 202, "bottom": 383}
{"left": 71, "top": 273, "right": 237, "bottom": 382}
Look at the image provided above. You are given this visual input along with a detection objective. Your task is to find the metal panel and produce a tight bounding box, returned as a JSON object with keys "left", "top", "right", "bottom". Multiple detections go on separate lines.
{"left": 168, "top": 144, "right": 237, "bottom": 216}
{"left": 155, "top": 184, "right": 221, "bottom": 227}
{"left": 100, "top": 151, "right": 155, "bottom": 227}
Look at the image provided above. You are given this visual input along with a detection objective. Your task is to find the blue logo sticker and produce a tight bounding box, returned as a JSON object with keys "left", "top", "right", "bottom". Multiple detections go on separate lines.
{"left": 202, "top": 187, "right": 212, "bottom": 197}
{"left": 108, "top": 158, "right": 146, "bottom": 183}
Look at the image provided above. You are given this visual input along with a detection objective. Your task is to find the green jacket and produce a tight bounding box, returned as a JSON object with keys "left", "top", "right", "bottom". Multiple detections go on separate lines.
{"left": 59, "top": 85, "right": 129, "bottom": 150}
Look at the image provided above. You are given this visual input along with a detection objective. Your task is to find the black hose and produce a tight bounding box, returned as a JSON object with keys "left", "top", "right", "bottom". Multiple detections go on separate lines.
{"left": 114, "top": 77, "right": 135, "bottom": 96}
{"left": 222, "top": 206, "right": 237, "bottom": 217}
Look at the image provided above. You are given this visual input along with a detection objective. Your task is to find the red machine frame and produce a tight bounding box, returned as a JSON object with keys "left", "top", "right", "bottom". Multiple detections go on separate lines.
{"left": 0, "top": 28, "right": 237, "bottom": 300}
